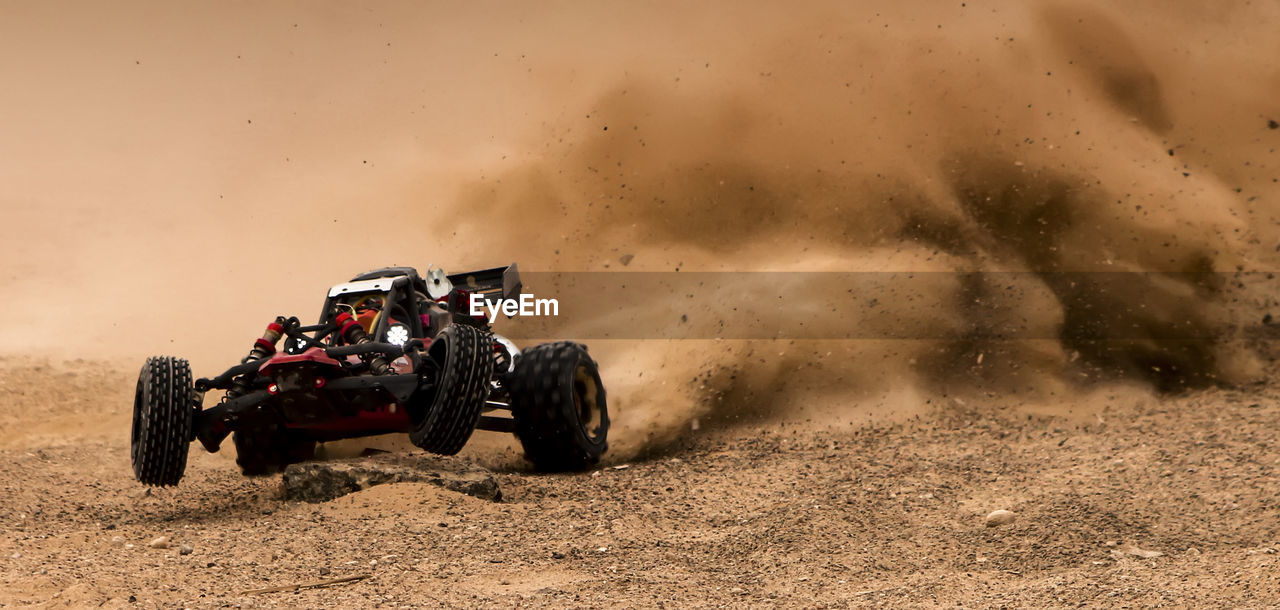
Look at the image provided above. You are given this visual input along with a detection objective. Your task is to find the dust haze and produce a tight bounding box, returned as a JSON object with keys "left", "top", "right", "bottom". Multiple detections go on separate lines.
{"left": 2, "top": 1, "right": 1279, "bottom": 457}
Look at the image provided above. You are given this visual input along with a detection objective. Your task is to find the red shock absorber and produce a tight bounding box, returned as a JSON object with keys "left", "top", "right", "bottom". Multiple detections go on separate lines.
{"left": 227, "top": 316, "right": 287, "bottom": 398}
{"left": 335, "top": 311, "right": 363, "bottom": 343}
{"left": 335, "top": 311, "right": 391, "bottom": 375}
{"left": 245, "top": 317, "right": 287, "bottom": 362}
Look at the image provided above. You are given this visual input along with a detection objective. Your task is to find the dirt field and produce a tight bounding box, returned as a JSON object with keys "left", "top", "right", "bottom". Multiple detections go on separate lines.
{"left": 3, "top": 346, "right": 1280, "bottom": 608}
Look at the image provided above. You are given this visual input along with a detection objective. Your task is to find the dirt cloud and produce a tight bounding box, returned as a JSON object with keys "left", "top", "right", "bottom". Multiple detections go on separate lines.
{"left": 443, "top": 1, "right": 1279, "bottom": 454}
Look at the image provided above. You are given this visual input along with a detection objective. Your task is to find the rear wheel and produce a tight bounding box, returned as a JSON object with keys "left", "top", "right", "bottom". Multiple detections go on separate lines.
{"left": 233, "top": 422, "right": 314, "bottom": 477}
{"left": 131, "top": 356, "right": 194, "bottom": 486}
{"left": 407, "top": 324, "right": 494, "bottom": 454}
{"left": 509, "top": 342, "right": 609, "bottom": 471}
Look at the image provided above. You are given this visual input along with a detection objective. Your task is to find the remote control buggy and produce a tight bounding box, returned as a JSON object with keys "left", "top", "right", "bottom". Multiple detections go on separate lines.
{"left": 130, "top": 264, "right": 609, "bottom": 486}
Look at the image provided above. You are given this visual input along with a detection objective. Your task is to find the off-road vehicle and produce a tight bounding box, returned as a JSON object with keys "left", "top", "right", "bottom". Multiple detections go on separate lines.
{"left": 130, "top": 264, "right": 608, "bottom": 486}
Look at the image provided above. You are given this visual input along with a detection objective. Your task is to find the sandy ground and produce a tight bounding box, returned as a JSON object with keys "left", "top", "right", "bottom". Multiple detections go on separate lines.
{"left": 2, "top": 343, "right": 1280, "bottom": 608}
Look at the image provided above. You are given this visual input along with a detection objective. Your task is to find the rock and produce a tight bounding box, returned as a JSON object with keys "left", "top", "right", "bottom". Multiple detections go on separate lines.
{"left": 984, "top": 510, "right": 1016, "bottom": 527}
{"left": 1123, "top": 544, "right": 1164, "bottom": 559}
{"left": 179, "top": 544, "right": 193, "bottom": 555}
{"left": 281, "top": 454, "right": 501, "bottom": 503}
{"left": 109, "top": 536, "right": 125, "bottom": 547}
{"left": 619, "top": 254, "right": 634, "bottom": 266}
{"left": 147, "top": 536, "right": 170, "bottom": 549}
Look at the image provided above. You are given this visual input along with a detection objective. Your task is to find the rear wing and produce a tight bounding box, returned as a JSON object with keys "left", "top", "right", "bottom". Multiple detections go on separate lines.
{"left": 447, "top": 263, "right": 521, "bottom": 304}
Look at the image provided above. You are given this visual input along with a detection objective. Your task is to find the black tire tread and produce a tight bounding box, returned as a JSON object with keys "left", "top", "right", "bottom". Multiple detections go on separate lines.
{"left": 509, "top": 341, "right": 609, "bottom": 471}
{"left": 234, "top": 424, "right": 281, "bottom": 477}
{"left": 131, "top": 356, "right": 193, "bottom": 486}
{"left": 233, "top": 424, "right": 314, "bottom": 477}
{"left": 409, "top": 324, "right": 493, "bottom": 455}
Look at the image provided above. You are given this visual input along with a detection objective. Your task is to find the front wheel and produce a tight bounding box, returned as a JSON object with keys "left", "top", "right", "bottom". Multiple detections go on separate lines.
{"left": 407, "top": 324, "right": 494, "bottom": 455}
{"left": 509, "top": 342, "right": 609, "bottom": 471}
{"left": 131, "top": 356, "right": 194, "bottom": 486}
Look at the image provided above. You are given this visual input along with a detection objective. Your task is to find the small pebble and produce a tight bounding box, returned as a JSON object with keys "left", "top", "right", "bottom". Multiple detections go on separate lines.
{"left": 985, "top": 510, "right": 1016, "bottom": 527}
{"left": 147, "top": 536, "right": 170, "bottom": 549}
{"left": 179, "top": 544, "right": 193, "bottom": 556}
